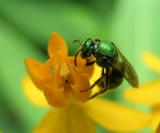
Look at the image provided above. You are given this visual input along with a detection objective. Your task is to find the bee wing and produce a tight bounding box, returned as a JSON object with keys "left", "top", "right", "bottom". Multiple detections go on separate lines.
{"left": 114, "top": 45, "right": 139, "bottom": 88}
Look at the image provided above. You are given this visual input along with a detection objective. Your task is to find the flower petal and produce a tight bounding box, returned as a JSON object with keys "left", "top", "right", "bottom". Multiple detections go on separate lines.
{"left": 43, "top": 63, "right": 68, "bottom": 107}
{"left": 48, "top": 32, "right": 68, "bottom": 58}
{"left": 83, "top": 98, "right": 151, "bottom": 132}
{"left": 65, "top": 61, "right": 91, "bottom": 102}
{"left": 67, "top": 56, "right": 94, "bottom": 79}
{"left": 142, "top": 51, "right": 160, "bottom": 73}
{"left": 124, "top": 79, "right": 160, "bottom": 106}
{"left": 41, "top": 58, "right": 55, "bottom": 80}
{"left": 34, "top": 108, "right": 96, "bottom": 133}
{"left": 24, "top": 58, "right": 45, "bottom": 89}
{"left": 22, "top": 77, "right": 49, "bottom": 107}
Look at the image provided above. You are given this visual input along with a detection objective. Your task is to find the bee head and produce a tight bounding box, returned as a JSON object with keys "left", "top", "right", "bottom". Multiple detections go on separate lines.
{"left": 80, "top": 38, "right": 94, "bottom": 58}
{"left": 74, "top": 38, "right": 94, "bottom": 66}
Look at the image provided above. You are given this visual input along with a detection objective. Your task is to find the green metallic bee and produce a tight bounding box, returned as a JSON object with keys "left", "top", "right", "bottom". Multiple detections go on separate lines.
{"left": 74, "top": 38, "right": 139, "bottom": 99}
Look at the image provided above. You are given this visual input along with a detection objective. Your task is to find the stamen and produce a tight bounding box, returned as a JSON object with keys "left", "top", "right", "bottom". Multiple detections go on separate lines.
{"left": 60, "top": 62, "right": 69, "bottom": 79}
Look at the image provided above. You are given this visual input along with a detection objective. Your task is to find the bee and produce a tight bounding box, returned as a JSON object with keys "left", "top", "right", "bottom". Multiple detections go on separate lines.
{"left": 74, "top": 38, "right": 139, "bottom": 99}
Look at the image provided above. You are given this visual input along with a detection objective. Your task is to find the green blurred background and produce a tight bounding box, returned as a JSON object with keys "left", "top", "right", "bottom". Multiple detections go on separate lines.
{"left": 0, "top": 0, "right": 160, "bottom": 133}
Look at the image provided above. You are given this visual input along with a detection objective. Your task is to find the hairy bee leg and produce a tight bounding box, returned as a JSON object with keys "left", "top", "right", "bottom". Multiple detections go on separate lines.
{"left": 102, "top": 67, "right": 107, "bottom": 89}
{"left": 106, "top": 67, "right": 111, "bottom": 89}
{"left": 102, "top": 67, "right": 105, "bottom": 75}
{"left": 101, "top": 67, "right": 110, "bottom": 89}
{"left": 88, "top": 88, "right": 108, "bottom": 99}
{"left": 80, "top": 75, "right": 105, "bottom": 92}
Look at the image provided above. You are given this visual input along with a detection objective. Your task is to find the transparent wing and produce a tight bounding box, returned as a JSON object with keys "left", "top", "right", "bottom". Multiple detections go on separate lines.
{"left": 113, "top": 44, "right": 139, "bottom": 88}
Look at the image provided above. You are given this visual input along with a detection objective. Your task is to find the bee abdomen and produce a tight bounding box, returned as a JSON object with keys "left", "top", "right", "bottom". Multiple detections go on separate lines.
{"left": 98, "top": 67, "right": 124, "bottom": 89}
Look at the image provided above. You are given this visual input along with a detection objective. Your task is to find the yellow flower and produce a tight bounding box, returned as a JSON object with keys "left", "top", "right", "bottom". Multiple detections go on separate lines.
{"left": 24, "top": 33, "right": 151, "bottom": 133}
{"left": 25, "top": 32, "right": 93, "bottom": 107}
{"left": 142, "top": 51, "right": 160, "bottom": 73}
{"left": 124, "top": 51, "right": 160, "bottom": 131}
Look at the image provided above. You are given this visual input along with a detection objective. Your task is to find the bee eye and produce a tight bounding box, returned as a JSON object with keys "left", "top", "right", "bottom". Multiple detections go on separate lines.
{"left": 81, "top": 39, "right": 94, "bottom": 57}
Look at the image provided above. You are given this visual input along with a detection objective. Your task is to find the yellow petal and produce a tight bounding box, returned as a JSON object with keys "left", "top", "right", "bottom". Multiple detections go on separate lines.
{"left": 124, "top": 79, "right": 160, "bottom": 106}
{"left": 48, "top": 32, "right": 68, "bottom": 58}
{"left": 150, "top": 111, "right": 160, "bottom": 132}
{"left": 34, "top": 107, "right": 96, "bottom": 133}
{"left": 142, "top": 51, "right": 160, "bottom": 73}
{"left": 83, "top": 98, "right": 151, "bottom": 132}
{"left": 22, "top": 77, "right": 49, "bottom": 107}
{"left": 89, "top": 65, "right": 102, "bottom": 95}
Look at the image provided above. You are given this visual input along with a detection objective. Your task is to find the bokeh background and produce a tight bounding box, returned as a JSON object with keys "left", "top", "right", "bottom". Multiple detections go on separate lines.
{"left": 0, "top": 0, "right": 160, "bottom": 132}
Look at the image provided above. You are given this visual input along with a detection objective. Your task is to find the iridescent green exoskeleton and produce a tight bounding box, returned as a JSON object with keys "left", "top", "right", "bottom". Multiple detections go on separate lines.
{"left": 74, "top": 38, "right": 139, "bottom": 99}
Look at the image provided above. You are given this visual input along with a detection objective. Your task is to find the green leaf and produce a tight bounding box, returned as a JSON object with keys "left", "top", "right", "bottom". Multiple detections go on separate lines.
{"left": 111, "top": 0, "right": 160, "bottom": 82}
{"left": 0, "top": 20, "right": 47, "bottom": 133}
{"left": 0, "top": 1, "right": 100, "bottom": 54}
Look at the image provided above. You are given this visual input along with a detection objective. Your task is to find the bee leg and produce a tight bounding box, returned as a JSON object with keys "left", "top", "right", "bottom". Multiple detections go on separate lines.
{"left": 106, "top": 67, "right": 111, "bottom": 89}
{"left": 80, "top": 68, "right": 105, "bottom": 93}
{"left": 80, "top": 75, "right": 105, "bottom": 92}
{"left": 101, "top": 68, "right": 107, "bottom": 89}
{"left": 86, "top": 60, "right": 96, "bottom": 66}
{"left": 88, "top": 67, "right": 112, "bottom": 99}
{"left": 102, "top": 67, "right": 105, "bottom": 75}
{"left": 88, "top": 88, "right": 107, "bottom": 99}
{"left": 101, "top": 67, "right": 110, "bottom": 89}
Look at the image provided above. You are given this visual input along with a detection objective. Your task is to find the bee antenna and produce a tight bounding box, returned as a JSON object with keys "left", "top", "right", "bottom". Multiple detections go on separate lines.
{"left": 73, "top": 40, "right": 83, "bottom": 46}
{"left": 74, "top": 49, "right": 81, "bottom": 66}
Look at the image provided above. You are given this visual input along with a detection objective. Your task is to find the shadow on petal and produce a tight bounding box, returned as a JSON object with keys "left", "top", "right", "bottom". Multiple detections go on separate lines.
{"left": 149, "top": 111, "right": 160, "bottom": 132}
{"left": 156, "top": 123, "right": 160, "bottom": 133}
